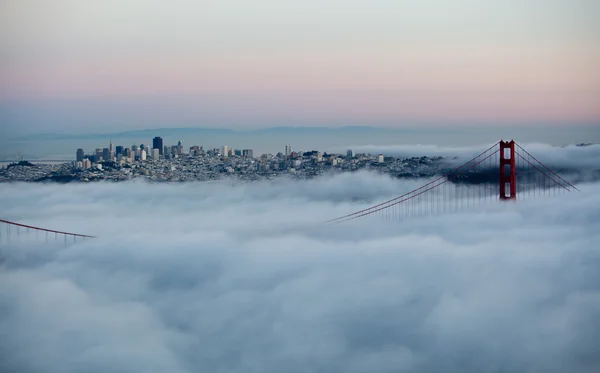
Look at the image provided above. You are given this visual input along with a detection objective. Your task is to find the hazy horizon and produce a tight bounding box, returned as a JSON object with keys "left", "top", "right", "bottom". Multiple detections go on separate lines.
{"left": 2, "top": 124, "right": 599, "bottom": 161}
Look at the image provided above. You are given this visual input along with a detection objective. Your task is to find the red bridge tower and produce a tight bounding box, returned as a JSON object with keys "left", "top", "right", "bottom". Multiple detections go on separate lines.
{"left": 499, "top": 140, "right": 516, "bottom": 200}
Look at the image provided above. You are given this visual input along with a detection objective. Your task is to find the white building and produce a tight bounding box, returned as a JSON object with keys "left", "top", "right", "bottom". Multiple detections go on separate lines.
{"left": 152, "top": 148, "right": 160, "bottom": 160}
{"left": 222, "top": 145, "right": 229, "bottom": 157}
{"left": 285, "top": 144, "right": 292, "bottom": 157}
{"left": 140, "top": 149, "right": 147, "bottom": 161}
{"left": 378, "top": 154, "right": 384, "bottom": 163}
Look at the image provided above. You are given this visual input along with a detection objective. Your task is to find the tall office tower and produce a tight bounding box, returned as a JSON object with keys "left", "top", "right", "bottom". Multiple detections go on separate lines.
{"left": 242, "top": 149, "right": 254, "bottom": 158}
{"left": 152, "top": 148, "right": 160, "bottom": 160}
{"left": 222, "top": 145, "right": 229, "bottom": 157}
{"left": 108, "top": 139, "right": 115, "bottom": 161}
{"left": 171, "top": 145, "right": 178, "bottom": 156}
{"left": 140, "top": 149, "right": 147, "bottom": 161}
{"left": 96, "top": 148, "right": 103, "bottom": 162}
{"left": 377, "top": 154, "right": 384, "bottom": 163}
{"left": 177, "top": 140, "right": 183, "bottom": 154}
{"left": 102, "top": 148, "right": 110, "bottom": 161}
{"left": 285, "top": 144, "right": 292, "bottom": 157}
{"left": 124, "top": 148, "right": 133, "bottom": 161}
{"left": 140, "top": 144, "right": 145, "bottom": 151}
{"left": 115, "top": 146, "right": 124, "bottom": 156}
{"left": 228, "top": 147, "right": 235, "bottom": 157}
{"left": 76, "top": 149, "right": 84, "bottom": 162}
{"left": 153, "top": 137, "right": 163, "bottom": 155}
{"left": 347, "top": 149, "right": 354, "bottom": 158}
{"left": 234, "top": 149, "right": 242, "bottom": 156}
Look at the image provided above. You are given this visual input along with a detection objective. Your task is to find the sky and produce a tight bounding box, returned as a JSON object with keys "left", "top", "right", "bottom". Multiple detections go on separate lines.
{"left": 1, "top": 0, "right": 599, "bottom": 134}
{"left": 1, "top": 165, "right": 599, "bottom": 372}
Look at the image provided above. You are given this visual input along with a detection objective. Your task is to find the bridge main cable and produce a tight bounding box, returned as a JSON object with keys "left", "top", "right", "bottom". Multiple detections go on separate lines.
{"left": 330, "top": 149, "right": 501, "bottom": 222}
{"left": 325, "top": 143, "right": 500, "bottom": 224}
{"left": 0, "top": 218, "right": 95, "bottom": 238}
{"left": 515, "top": 143, "right": 579, "bottom": 191}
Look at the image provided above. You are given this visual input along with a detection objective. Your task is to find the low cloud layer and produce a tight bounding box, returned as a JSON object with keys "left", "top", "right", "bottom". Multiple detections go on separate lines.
{"left": 336, "top": 143, "right": 600, "bottom": 181}
{"left": 1, "top": 173, "right": 600, "bottom": 373}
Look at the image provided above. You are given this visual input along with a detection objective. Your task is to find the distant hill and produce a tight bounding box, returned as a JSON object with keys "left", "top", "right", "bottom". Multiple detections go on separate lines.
{"left": 22, "top": 126, "right": 410, "bottom": 141}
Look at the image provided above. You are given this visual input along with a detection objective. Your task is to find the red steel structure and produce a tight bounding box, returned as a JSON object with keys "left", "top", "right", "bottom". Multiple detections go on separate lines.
{"left": 0, "top": 140, "right": 581, "bottom": 242}
{"left": 499, "top": 140, "right": 516, "bottom": 200}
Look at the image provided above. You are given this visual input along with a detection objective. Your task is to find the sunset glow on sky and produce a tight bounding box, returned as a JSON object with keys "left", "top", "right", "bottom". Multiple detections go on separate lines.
{"left": 1, "top": 0, "right": 599, "bottom": 132}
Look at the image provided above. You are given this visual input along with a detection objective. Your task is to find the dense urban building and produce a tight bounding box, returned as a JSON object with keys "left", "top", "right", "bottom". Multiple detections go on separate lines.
{"left": 1, "top": 137, "right": 448, "bottom": 183}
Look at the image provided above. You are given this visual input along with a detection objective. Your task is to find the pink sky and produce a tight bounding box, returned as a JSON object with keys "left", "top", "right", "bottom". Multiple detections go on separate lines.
{"left": 1, "top": 0, "right": 599, "bottom": 129}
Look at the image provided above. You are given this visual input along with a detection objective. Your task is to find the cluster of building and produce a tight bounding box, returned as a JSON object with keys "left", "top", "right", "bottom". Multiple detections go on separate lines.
{"left": 1, "top": 137, "right": 446, "bottom": 182}
{"left": 75, "top": 137, "right": 257, "bottom": 169}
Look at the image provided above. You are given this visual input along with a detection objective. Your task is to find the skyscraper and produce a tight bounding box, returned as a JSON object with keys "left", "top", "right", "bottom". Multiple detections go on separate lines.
{"left": 285, "top": 144, "right": 292, "bottom": 157}
{"left": 76, "top": 149, "right": 84, "bottom": 162}
{"left": 124, "top": 148, "right": 132, "bottom": 159}
{"left": 153, "top": 137, "right": 163, "bottom": 155}
{"left": 222, "top": 145, "right": 229, "bottom": 157}
{"left": 109, "top": 138, "right": 115, "bottom": 161}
